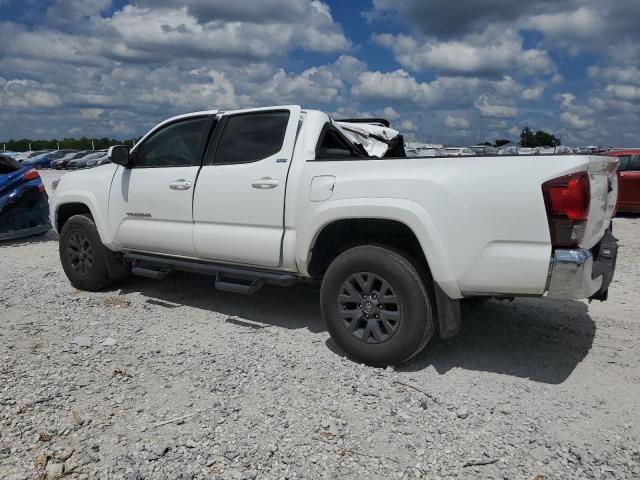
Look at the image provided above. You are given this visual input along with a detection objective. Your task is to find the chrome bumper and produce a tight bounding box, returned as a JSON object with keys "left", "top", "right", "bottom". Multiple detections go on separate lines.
{"left": 546, "top": 250, "right": 602, "bottom": 299}
{"left": 546, "top": 231, "right": 618, "bottom": 300}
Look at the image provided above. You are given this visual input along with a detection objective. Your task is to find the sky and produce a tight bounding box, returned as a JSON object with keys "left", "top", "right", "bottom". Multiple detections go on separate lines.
{"left": 0, "top": 0, "right": 639, "bottom": 146}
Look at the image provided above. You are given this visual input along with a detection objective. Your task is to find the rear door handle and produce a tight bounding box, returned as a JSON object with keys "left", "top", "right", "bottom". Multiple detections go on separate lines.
{"left": 251, "top": 177, "right": 279, "bottom": 189}
{"left": 169, "top": 179, "right": 192, "bottom": 190}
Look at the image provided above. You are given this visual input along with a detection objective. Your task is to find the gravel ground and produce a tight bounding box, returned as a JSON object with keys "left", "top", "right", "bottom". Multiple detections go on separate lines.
{"left": 1, "top": 170, "right": 639, "bottom": 479}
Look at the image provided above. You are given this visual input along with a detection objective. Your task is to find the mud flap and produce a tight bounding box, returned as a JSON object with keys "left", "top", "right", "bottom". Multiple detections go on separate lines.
{"left": 589, "top": 229, "right": 618, "bottom": 302}
{"left": 104, "top": 248, "right": 130, "bottom": 279}
{"left": 434, "top": 283, "right": 462, "bottom": 339}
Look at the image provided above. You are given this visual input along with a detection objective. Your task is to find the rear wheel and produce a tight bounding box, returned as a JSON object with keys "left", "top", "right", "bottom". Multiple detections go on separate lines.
{"left": 59, "top": 214, "right": 115, "bottom": 291}
{"left": 320, "top": 245, "right": 435, "bottom": 366}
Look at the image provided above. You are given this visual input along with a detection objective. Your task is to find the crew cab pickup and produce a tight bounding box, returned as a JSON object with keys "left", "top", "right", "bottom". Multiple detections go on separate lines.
{"left": 50, "top": 106, "right": 619, "bottom": 366}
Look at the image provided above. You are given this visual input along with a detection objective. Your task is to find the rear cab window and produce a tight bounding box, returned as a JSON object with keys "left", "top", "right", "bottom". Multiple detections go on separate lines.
{"left": 315, "top": 123, "right": 360, "bottom": 160}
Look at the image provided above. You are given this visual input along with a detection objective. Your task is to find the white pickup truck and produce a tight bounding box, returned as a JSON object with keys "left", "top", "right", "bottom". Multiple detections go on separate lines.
{"left": 50, "top": 105, "right": 619, "bottom": 366}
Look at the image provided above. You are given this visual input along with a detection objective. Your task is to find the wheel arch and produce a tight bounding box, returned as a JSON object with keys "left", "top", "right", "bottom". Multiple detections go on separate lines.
{"left": 53, "top": 193, "right": 113, "bottom": 248}
{"left": 298, "top": 200, "right": 461, "bottom": 299}
{"left": 56, "top": 202, "right": 93, "bottom": 233}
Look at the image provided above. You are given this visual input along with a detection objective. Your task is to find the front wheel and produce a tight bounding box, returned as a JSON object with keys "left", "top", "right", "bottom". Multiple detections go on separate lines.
{"left": 320, "top": 245, "right": 435, "bottom": 367}
{"left": 59, "top": 214, "right": 115, "bottom": 291}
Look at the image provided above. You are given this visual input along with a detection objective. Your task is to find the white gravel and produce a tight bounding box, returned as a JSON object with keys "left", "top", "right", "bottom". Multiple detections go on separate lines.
{"left": 1, "top": 170, "right": 639, "bottom": 479}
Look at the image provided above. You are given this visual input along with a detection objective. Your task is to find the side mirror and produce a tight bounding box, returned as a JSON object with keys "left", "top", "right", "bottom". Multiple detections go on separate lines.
{"left": 108, "top": 145, "right": 130, "bottom": 167}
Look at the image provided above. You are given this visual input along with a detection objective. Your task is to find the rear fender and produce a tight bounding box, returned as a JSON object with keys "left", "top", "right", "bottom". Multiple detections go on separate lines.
{"left": 296, "top": 198, "right": 462, "bottom": 299}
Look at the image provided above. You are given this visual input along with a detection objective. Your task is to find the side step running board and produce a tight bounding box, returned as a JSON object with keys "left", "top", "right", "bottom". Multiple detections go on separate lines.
{"left": 215, "top": 274, "right": 264, "bottom": 295}
{"left": 131, "top": 265, "right": 172, "bottom": 280}
{"left": 124, "top": 252, "right": 298, "bottom": 294}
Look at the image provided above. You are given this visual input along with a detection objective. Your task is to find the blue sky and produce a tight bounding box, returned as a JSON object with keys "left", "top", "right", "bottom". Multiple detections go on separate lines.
{"left": 0, "top": 0, "right": 639, "bottom": 146}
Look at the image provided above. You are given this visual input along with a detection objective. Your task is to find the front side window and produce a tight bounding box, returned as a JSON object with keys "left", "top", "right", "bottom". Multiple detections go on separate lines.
{"left": 135, "top": 117, "right": 208, "bottom": 168}
{"left": 214, "top": 111, "right": 289, "bottom": 164}
{"left": 629, "top": 155, "right": 640, "bottom": 172}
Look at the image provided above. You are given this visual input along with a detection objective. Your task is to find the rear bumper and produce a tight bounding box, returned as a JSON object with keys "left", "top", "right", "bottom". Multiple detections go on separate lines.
{"left": 0, "top": 188, "right": 52, "bottom": 241}
{"left": 546, "top": 230, "right": 618, "bottom": 300}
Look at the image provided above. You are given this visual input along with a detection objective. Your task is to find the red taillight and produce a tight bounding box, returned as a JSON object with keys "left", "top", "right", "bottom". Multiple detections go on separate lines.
{"left": 542, "top": 172, "right": 590, "bottom": 247}
{"left": 23, "top": 168, "right": 40, "bottom": 181}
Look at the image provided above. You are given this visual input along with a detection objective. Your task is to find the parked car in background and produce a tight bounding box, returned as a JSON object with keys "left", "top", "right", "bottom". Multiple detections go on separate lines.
{"left": 469, "top": 145, "right": 498, "bottom": 155}
{"left": 51, "top": 150, "right": 93, "bottom": 169}
{"left": 0, "top": 154, "right": 51, "bottom": 240}
{"left": 84, "top": 154, "right": 111, "bottom": 168}
{"left": 67, "top": 150, "right": 108, "bottom": 169}
{"left": 440, "top": 147, "right": 476, "bottom": 156}
{"left": 405, "top": 142, "right": 444, "bottom": 157}
{"left": 607, "top": 149, "right": 640, "bottom": 213}
{"left": 22, "top": 150, "right": 74, "bottom": 169}
{"left": 19, "top": 150, "right": 53, "bottom": 165}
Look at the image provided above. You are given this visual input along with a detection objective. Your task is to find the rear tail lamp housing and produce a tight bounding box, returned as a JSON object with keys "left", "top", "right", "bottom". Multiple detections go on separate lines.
{"left": 542, "top": 172, "right": 590, "bottom": 247}
{"left": 23, "top": 168, "right": 40, "bottom": 181}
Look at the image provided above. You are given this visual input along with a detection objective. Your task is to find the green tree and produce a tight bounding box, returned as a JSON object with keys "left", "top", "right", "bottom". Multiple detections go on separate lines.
{"left": 494, "top": 139, "right": 511, "bottom": 147}
{"left": 519, "top": 127, "right": 560, "bottom": 147}
{"left": 2, "top": 137, "right": 137, "bottom": 152}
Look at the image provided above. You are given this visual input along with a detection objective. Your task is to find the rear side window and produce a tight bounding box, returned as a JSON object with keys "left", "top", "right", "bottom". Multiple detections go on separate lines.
{"left": 136, "top": 117, "right": 208, "bottom": 168}
{"left": 630, "top": 155, "right": 640, "bottom": 171}
{"left": 214, "top": 111, "right": 289, "bottom": 164}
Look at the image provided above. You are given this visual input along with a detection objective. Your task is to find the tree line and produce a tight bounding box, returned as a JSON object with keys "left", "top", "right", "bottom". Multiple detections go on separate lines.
{"left": 481, "top": 128, "right": 562, "bottom": 148}
{"left": 1, "top": 137, "right": 137, "bottom": 152}
{"left": 3, "top": 127, "right": 562, "bottom": 152}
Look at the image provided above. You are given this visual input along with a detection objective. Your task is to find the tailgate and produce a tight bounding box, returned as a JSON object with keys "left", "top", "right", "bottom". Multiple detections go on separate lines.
{"left": 582, "top": 155, "right": 618, "bottom": 249}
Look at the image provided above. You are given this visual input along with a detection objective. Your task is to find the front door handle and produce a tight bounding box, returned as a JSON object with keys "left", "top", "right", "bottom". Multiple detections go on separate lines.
{"left": 251, "top": 177, "right": 279, "bottom": 189}
{"left": 169, "top": 179, "right": 192, "bottom": 190}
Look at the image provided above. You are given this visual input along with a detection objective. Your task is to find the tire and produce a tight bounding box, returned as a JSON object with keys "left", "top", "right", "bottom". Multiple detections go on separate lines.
{"left": 59, "top": 214, "right": 115, "bottom": 291}
{"left": 320, "top": 245, "right": 435, "bottom": 367}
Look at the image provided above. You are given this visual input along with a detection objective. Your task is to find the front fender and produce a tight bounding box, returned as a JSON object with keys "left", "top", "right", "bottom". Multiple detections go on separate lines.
{"left": 295, "top": 198, "right": 462, "bottom": 299}
{"left": 49, "top": 165, "right": 118, "bottom": 249}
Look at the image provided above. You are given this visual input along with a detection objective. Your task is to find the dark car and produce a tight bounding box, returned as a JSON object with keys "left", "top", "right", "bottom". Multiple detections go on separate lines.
{"left": 67, "top": 150, "right": 108, "bottom": 169}
{"left": 607, "top": 149, "right": 640, "bottom": 213}
{"left": 0, "top": 154, "right": 51, "bottom": 240}
{"left": 51, "top": 150, "right": 93, "bottom": 169}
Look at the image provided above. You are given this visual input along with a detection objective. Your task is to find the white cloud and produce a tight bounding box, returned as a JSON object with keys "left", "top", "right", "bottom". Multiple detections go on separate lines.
{"left": 400, "top": 120, "right": 417, "bottom": 131}
{"left": 588, "top": 66, "right": 640, "bottom": 86}
{"left": 351, "top": 69, "right": 480, "bottom": 105}
{"left": 528, "top": 7, "right": 600, "bottom": 45}
{"left": 373, "top": 28, "right": 554, "bottom": 76}
{"left": 473, "top": 95, "right": 517, "bottom": 118}
{"left": 521, "top": 85, "right": 544, "bottom": 101}
{"left": 561, "top": 112, "right": 593, "bottom": 129}
{"left": 0, "top": 78, "right": 62, "bottom": 109}
{"left": 444, "top": 115, "right": 470, "bottom": 129}
{"left": 382, "top": 106, "right": 399, "bottom": 120}
{"left": 556, "top": 93, "right": 576, "bottom": 108}
{"left": 605, "top": 84, "right": 640, "bottom": 102}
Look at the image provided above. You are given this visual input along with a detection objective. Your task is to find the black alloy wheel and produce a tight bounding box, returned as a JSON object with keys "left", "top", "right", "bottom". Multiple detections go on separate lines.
{"left": 338, "top": 272, "right": 401, "bottom": 344}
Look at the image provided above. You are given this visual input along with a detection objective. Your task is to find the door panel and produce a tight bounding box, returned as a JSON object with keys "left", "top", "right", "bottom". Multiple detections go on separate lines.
{"left": 193, "top": 106, "right": 301, "bottom": 267}
{"left": 109, "top": 166, "right": 200, "bottom": 255}
{"left": 617, "top": 155, "right": 640, "bottom": 210}
{"left": 109, "top": 116, "right": 212, "bottom": 256}
{"left": 619, "top": 171, "right": 640, "bottom": 208}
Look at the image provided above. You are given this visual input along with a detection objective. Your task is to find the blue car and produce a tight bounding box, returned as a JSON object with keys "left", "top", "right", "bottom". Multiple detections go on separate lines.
{"left": 22, "top": 149, "right": 75, "bottom": 169}
{"left": 0, "top": 154, "right": 51, "bottom": 240}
